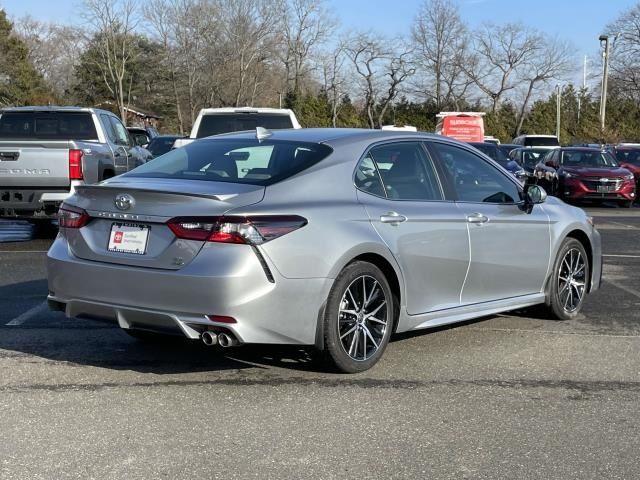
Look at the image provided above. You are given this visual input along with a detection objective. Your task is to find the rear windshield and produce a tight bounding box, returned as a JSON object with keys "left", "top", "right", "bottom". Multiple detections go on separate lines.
{"left": 524, "top": 137, "right": 559, "bottom": 147}
{"left": 126, "top": 138, "right": 332, "bottom": 186}
{"left": 0, "top": 111, "right": 98, "bottom": 140}
{"left": 196, "top": 114, "right": 294, "bottom": 138}
{"left": 470, "top": 143, "right": 509, "bottom": 166}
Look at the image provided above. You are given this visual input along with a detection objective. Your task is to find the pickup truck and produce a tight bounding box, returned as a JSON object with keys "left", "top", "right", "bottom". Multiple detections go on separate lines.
{"left": 0, "top": 107, "right": 151, "bottom": 218}
{"left": 172, "top": 107, "right": 301, "bottom": 149}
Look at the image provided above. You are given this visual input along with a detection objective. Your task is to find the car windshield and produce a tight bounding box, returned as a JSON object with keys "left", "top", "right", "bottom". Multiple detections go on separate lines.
{"left": 518, "top": 149, "right": 548, "bottom": 168}
{"left": 196, "top": 114, "right": 294, "bottom": 138}
{"left": 561, "top": 150, "right": 619, "bottom": 168}
{"left": 0, "top": 111, "right": 98, "bottom": 140}
{"left": 147, "top": 137, "right": 179, "bottom": 157}
{"left": 125, "top": 138, "right": 332, "bottom": 186}
{"left": 615, "top": 149, "right": 640, "bottom": 166}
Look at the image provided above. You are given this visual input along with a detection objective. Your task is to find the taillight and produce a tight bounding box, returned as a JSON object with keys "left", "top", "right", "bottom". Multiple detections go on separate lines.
{"left": 58, "top": 204, "right": 90, "bottom": 229}
{"left": 167, "top": 216, "right": 307, "bottom": 245}
{"left": 69, "top": 149, "right": 83, "bottom": 180}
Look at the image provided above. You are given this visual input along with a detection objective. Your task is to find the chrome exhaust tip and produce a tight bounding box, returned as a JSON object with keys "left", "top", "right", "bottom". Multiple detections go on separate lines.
{"left": 218, "top": 332, "right": 239, "bottom": 348}
{"left": 201, "top": 331, "right": 218, "bottom": 346}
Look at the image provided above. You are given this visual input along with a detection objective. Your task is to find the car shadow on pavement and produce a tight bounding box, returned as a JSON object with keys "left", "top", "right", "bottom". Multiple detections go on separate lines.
{"left": 0, "top": 279, "right": 328, "bottom": 374}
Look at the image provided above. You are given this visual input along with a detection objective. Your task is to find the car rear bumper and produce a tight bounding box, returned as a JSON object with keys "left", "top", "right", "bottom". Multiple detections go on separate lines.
{"left": 47, "top": 236, "right": 332, "bottom": 345}
{"left": 0, "top": 181, "right": 82, "bottom": 217}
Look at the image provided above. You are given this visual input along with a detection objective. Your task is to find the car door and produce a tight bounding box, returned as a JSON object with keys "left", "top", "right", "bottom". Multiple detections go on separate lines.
{"left": 428, "top": 141, "right": 551, "bottom": 306}
{"left": 101, "top": 114, "right": 130, "bottom": 175}
{"left": 355, "top": 141, "right": 470, "bottom": 315}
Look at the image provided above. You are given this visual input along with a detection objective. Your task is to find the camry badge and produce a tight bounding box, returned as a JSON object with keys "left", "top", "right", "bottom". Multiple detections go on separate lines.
{"left": 114, "top": 193, "right": 135, "bottom": 211}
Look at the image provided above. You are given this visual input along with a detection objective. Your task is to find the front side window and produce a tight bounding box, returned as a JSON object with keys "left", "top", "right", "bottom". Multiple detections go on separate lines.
{"left": 125, "top": 138, "right": 332, "bottom": 186}
{"left": 365, "top": 142, "right": 443, "bottom": 201}
{"left": 430, "top": 142, "right": 521, "bottom": 204}
{"left": 109, "top": 117, "right": 131, "bottom": 146}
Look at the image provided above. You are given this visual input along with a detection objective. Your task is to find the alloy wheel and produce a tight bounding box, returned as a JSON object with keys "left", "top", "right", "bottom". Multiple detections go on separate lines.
{"left": 337, "top": 275, "right": 388, "bottom": 361}
{"left": 557, "top": 248, "right": 586, "bottom": 313}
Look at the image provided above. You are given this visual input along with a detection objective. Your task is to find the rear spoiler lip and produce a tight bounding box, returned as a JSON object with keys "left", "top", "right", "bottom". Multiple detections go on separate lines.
{"left": 73, "top": 182, "right": 264, "bottom": 202}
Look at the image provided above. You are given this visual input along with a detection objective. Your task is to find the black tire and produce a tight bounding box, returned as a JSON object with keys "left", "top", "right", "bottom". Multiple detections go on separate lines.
{"left": 322, "top": 261, "right": 394, "bottom": 373}
{"left": 546, "top": 238, "right": 590, "bottom": 320}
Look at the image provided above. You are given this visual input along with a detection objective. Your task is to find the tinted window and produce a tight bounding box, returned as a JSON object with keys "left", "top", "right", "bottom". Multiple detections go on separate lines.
{"left": 368, "top": 142, "right": 443, "bottom": 201}
{"left": 147, "top": 137, "right": 180, "bottom": 157}
{"left": 126, "top": 139, "right": 332, "bottom": 186}
{"left": 109, "top": 117, "right": 131, "bottom": 146}
{"left": 196, "top": 114, "right": 294, "bottom": 138}
{"left": 431, "top": 143, "right": 520, "bottom": 204}
{"left": 516, "top": 149, "right": 548, "bottom": 168}
{"left": 524, "top": 137, "right": 559, "bottom": 147}
{"left": 0, "top": 112, "right": 98, "bottom": 140}
{"left": 469, "top": 143, "right": 509, "bottom": 167}
{"left": 614, "top": 149, "right": 640, "bottom": 166}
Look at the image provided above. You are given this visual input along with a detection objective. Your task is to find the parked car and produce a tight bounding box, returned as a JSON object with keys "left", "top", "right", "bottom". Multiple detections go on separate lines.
{"left": 508, "top": 147, "right": 550, "bottom": 174}
{"left": 47, "top": 128, "right": 601, "bottom": 373}
{"left": 512, "top": 134, "right": 560, "bottom": 149}
{"left": 127, "top": 126, "right": 159, "bottom": 148}
{"left": 173, "top": 107, "right": 301, "bottom": 149}
{"left": 0, "top": 107, "right": 151, "bottom": 218}
{"left": 534, "top": 147, "right": 636, "bottom": 207}
{"left": 610, "top": 144, "right": 640, "bottom": 187}
{"left": 146, "top": 135, "right": 183, "bottom": 158}
{"left": 468, "top": 141, "right": 526, "bottom": 180}
{"left": 499, "top": 143, "right": 520, "bottom": 156}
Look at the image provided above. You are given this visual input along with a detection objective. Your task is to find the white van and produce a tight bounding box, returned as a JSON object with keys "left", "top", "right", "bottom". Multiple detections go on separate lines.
{"left": 511, "top": 134, "right": 560, "bottom": 149}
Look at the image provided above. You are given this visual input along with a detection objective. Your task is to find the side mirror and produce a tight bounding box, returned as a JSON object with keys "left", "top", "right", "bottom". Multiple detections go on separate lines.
{"left": 521, "top": 184, "right": 547, "bottom": 213}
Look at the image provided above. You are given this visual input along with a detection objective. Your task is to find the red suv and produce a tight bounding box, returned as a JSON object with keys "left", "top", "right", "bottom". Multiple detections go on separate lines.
{"left": 534, "top": 147, "right": 636, "bottom": 207}
{"left": 611, "top": 145, "right": 640, "bottom": 189}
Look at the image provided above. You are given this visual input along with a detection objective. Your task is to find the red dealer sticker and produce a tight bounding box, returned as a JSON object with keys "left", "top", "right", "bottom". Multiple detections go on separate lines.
{"left": 113, "top": 231, "right": 124, "bottom": 244}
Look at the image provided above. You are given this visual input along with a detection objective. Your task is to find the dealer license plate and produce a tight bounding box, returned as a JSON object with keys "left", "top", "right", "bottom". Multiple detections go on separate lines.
{"left": 107, "top": 223, "right": 150, "bottom": 255}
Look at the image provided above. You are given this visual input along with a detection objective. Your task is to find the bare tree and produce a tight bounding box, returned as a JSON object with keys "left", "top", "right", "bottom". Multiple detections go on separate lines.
{"left": 514, "top": 38, "right": 574, "bottom": 135}
{"left": 345, "top": 32, "right": 414, "bottom": 128}
{"left": 320, "top": 43, "right": 347, "bottom": 127}
{"left": 462, "top": 23, "right": 542, "bottom": 113}
{"left": 278, "top": 0, "right": 334, "bottom": 96}
{"left": 606, "top": 5, "right": 640, "bottom": 101}
{"left": 14, "top": 16, "right": 85, "bottom": 98}
{"left": 411, "top": 0, "right": 468, "bottom": 109}
{"left": 81, "top": 0, "right": 140, "bottom": 122}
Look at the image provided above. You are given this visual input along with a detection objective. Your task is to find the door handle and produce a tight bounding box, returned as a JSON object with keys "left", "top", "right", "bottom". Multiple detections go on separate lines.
{"left": 380, "top": 212, "right": 407, "bottom": 224}
{"left": 466, "top": 213, "right": 489, "bottom": 224}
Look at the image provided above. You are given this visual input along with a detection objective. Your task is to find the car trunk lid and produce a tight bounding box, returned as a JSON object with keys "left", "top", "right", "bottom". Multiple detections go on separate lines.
{"left": 64, "top": 178, "right": 264, "bottom": 269}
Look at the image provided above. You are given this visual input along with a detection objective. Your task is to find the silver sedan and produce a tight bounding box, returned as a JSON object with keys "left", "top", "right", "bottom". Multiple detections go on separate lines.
{"left": 47, "top": 128, "right": 602, "bottom": 373}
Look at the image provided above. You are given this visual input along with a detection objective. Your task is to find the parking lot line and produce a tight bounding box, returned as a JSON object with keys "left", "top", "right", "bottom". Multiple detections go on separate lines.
{"left": 605, "top": 279, "right": 640, "bottom": 299}
{"left": 5, "top": 301, "right": 49, "bottom": 326}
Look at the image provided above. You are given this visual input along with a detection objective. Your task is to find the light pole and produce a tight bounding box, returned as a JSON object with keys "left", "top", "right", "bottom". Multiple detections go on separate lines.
{"left": 556, "top": 84, "right": 561, "bottom": 142}
{"left": 599, "top": 34, "right": 616, "bottom": 133}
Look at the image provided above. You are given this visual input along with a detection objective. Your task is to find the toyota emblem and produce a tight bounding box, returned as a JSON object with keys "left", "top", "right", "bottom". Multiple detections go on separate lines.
{"left": 114, "top": 193, "right": 135, "bottom": 211}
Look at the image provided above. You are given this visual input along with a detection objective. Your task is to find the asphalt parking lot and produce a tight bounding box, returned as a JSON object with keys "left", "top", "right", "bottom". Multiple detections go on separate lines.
{"left": 0, "top": 205, "right": 639, "bottom": 480}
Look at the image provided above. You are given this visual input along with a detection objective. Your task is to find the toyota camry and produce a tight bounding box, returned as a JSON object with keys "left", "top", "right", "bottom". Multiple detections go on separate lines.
{"left": 47, "top": 128, "right": 602, "bottom": 373}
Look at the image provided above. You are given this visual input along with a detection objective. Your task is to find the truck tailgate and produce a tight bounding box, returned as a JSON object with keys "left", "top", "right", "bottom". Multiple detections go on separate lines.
{"left": 0, "top": 140, "right": 71, "bottom": 188}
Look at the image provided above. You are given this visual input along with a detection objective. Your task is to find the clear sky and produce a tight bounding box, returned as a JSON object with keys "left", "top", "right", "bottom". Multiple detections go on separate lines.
{"left": 1, "top": 0, "right": 638, "bottom": 76}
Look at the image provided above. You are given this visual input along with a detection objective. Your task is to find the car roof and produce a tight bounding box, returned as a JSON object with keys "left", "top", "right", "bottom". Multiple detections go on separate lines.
{"left": 0, "top": 106, "right": 114, "bottom": 115}
{"left": 200, "top": 107, "right": 296, "bottom": 115}
{"left": 558, "top": 147, "right": 605, "bottom": 152}
{"left": 205, "top": 127, "right": 451, "bottom": 145}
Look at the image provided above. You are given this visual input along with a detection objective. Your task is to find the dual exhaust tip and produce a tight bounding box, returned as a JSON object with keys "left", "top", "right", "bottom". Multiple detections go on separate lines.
{"left": 201, "top": 331, "right": 239, "bottom": 348}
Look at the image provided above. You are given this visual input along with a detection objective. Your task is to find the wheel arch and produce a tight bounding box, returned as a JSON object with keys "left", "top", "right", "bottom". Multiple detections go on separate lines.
{"left": 566, "top": 229, "right": 593, "bottom": 289}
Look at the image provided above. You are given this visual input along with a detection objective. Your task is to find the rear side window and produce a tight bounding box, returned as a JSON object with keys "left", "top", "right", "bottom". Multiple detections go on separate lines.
{"left": 196, "top": 114, "right": 294, "bottom": 138}
{"left": 0, "top": 112, "right": 98, "bottom": 140}
{"left": 126, "top": 138, "right": 332, "bottom": 186}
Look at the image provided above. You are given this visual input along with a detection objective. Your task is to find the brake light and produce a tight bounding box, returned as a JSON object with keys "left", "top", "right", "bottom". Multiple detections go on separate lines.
{"left": 58, "top": 204, "right": 90, "bottom": 228}
{"left": 167, "top": 216, "right": 307, "bottom": 245}
{"left": 69, "top": 149, "right": 83, "bottom": 180}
